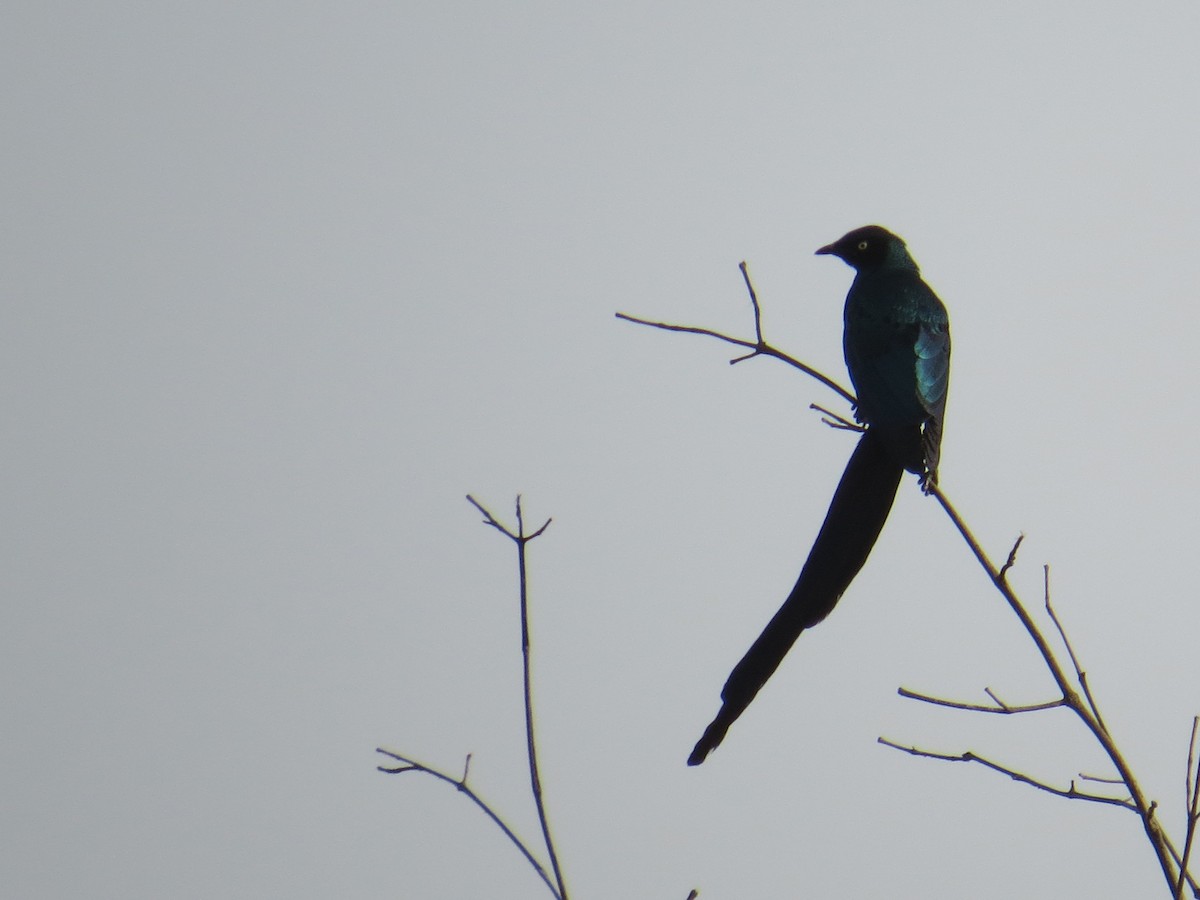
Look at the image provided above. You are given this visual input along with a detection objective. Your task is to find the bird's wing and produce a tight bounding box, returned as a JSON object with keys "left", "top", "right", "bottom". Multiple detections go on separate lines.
{"left": 913, "top": 310, "right": 950, "bottom": 484}
{"left": 914, "top": 318, "right": 949, "bottom": 419}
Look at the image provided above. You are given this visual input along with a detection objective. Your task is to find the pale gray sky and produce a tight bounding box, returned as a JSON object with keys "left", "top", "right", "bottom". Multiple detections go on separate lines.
{"left": 4, "top": 3, "right": 1200, "bottom": 898}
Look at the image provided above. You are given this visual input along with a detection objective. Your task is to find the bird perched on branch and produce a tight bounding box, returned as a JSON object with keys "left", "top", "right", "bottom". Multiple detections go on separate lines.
{"left": 688, "top": 225, "right": 950, "bottom": 765}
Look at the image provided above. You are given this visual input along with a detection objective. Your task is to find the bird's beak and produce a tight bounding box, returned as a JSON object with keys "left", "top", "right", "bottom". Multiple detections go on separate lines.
{"left": 815, "top": 242, "right": 836, "bottom": 256}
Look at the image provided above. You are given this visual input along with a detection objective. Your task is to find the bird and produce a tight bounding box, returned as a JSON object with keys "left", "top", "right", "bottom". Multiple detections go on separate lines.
{"left": 687, "top": 225, "right": 950, "bottom": 766}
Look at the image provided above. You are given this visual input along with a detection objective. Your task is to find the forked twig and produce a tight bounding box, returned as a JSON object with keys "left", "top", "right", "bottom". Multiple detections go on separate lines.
{"left": 615, "top": 264, "right": 855, "bottom": 407}
{"left": 897, "top": 686, "right": 1064, "bottom": 715}
{"left": 922, "top": 485, "right": 1186, "bottom": 894}
{"left": 379, "top": 496, "right": 566, "bottom": 900}
{"left": 375, "top": 749, "right": 560, "bottom": 897}
{"left": 467, "top": 495, "right": 565, "bottom": 900}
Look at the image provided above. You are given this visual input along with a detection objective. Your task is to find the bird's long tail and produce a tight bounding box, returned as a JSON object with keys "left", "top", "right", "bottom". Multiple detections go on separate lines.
{"left": 687, "top": 428, "right": 906, "bottom": 765}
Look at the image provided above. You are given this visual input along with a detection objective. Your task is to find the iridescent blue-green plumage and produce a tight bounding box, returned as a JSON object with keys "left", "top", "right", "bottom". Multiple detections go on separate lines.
{"left": 839, "top": 225, "right": 949, "bottom": 485}
{"left": 689, "top": 225, "right": 950, "bottom": 765}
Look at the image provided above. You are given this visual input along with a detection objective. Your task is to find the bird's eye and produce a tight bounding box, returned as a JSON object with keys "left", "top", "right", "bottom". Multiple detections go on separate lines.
{"left": 857, "top": 240, "right": 869, "bottom": 251}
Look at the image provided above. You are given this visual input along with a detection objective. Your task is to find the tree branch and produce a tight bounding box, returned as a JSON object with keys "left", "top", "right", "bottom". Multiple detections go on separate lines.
{"left": 465, "top": 495, "right": 567, "bottom": 900}
{"left": 378, "top": 496, "right": 566, "bottom": 900}
{"left": 897, "top": 685, "right": 1064, "bottom": 715}
{"left": 620, "top": 261, "right": 1194, "bottom": 896}
{"left": 998, "top": 534, "right": 1025, "bottom": 582}
{"left": 923, "top": 484, "right": 1183, "bottom": 893}
{"left": 1043, "top": 565, "right": 1108, "bottom": 734}
{"left": 1176, "top": 716, "right": 1200, "bottom": 898}
{"left": 877, "top": 738, "right": 1137, "bottom": 811}
{"left": 375, "top": 749, "right": 561, "bottom": 898}
{"left": 616, "top": 263, "right": 856, "bottom": 408}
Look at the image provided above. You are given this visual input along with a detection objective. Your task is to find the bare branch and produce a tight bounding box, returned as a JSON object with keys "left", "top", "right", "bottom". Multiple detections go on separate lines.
{"left": 376, "top": 749, "right": 561, "bottom": 898}
{"left": 505, "top": 495, "right": 570, "bottom": 900}
{"left": 466, "top": 494, "right": 553, "bottom": 544}
{"left": 466, "top": 493, "right": 510, "bottom": 537}
{"left": 1175, "top": 717, "right": 1200, "bottom": 898}
{"left": 615, "top": 311, "right": 757, "bottom": 351}
{"left": 878, "top": 738, "right": 1137, "bottom": 812}
{"left": 897, "top": 685, "right": 1064, "bottom": 715}
{"left": 1080, "top": 772, "right": 1126, "bottom": 785}
{"left": 616, "top": 310, "right": 858, "bottom": 404}
{"left": 381, "top": 497, "right": 564, "bottom": 899}
{"left": 998, "top": 534, "right": 1024, "bottom": 582}
{"left": 1043, "top": 565, "right": 1108, "bottom": 735}
{"left": 739, "top": 261, "right": 764, "bottom": 346}
{"left": 1188, "top": 718, "right": 1199, "bottom": 816}
{"left": 927, "top": 483, "right": 1182, "bottom": 891}
{"left": 617, "top": 263, "right": 858, "bottom": 407}
{"left": 620, "top": 310, "right": 857, "bottom": 403}
{"left": 983, "top": 687, "right": 1006, "bottom": 709}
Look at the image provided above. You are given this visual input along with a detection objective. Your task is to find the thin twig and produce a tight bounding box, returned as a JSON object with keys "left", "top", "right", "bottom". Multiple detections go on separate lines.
{"left": 1175, "top": 717, "right": 1200, "bottom": 898}
{"left": 616, "top": 312, "right": 757, "bottom": 351}
{"left": 1043, "top": 565, "right": 1108, "bottom": 735}
{"left": 998, "top": 534, "right": 1025, "bottom": 582}
{"left": 1080, "top": 772, "right": 1126, "bottom": 785}
{"left": 466, "top": 495, "right": 568, "bottom": 900}
{"left": 897, "top": 685, "right": 1064, "bottom": 715}
{"left": 376, "top": 749, "right": 561, "bottom": 898}
{"left": 1188, "top": 718, "right": 1200, "bottom": 822}
{"left": 614, "top": 311, "right": 856, "bottom": 405}
{"left": 380, "top": 497, "right": 562, "bottom": 899}
{"left": 466, "top": 494, "right": 552, "bottom": 541}
{"left": 878, "top": 737, "right": 1137, "bottom": 811}
{"left": 739, "top": 261, "right": 764, "bottom": 346}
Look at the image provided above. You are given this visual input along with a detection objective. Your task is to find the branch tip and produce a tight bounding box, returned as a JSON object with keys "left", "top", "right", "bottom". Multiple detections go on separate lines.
{"left": 999, "top": 533, "right": 1024, "bottom": 581}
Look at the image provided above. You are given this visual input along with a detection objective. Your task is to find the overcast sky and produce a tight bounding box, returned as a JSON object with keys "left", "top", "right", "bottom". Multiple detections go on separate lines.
{"left": 5, "top": 3, "right": 1200, "bottom": 898}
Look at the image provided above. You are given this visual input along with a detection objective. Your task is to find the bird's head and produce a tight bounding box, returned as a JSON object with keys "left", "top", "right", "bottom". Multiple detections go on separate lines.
{"left": 816, "top": 225, "right": 913, "bottom": 271}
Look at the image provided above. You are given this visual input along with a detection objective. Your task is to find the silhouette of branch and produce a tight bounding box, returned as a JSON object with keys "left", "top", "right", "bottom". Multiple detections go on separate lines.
{"left": 998, "top": 534, "right": 1024, "bottom": 581}
{"left": 619, "top": 261, "right": 1198, "bottom": 897}
{"left": 468, "top": 495, "right": 566, "bottom": 900}
{"left": 738, "top": 260, "right": 765, "bottom": 350}
{"left": 616, "top": 263, "right": 855, "bottom": 408}
{"left": 1177, "top": 717, "right": 1200, "bottom": 899}
{"left": 896, "top": 686, "right": 1064, "bottom": 715}
{"left": 375, "top": 749, "right": 560, "bottom": 898}
{"left": 616, "top": 308, "right": 856, "bottom": 406}
{"left": 1043, "top": 565, "right": 1107, "bottom": 734}
{"left": 927, "top": 465, "right": 1187, "bottom": 895}
{"left": 378, "top": 495, "right": 566, "bottom": 900}
{"left": 1080, "top": 772, "right": 1126, "bottom": 785}
{"left": 877, "top": 738, "right": 1136, "bottom": 811}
